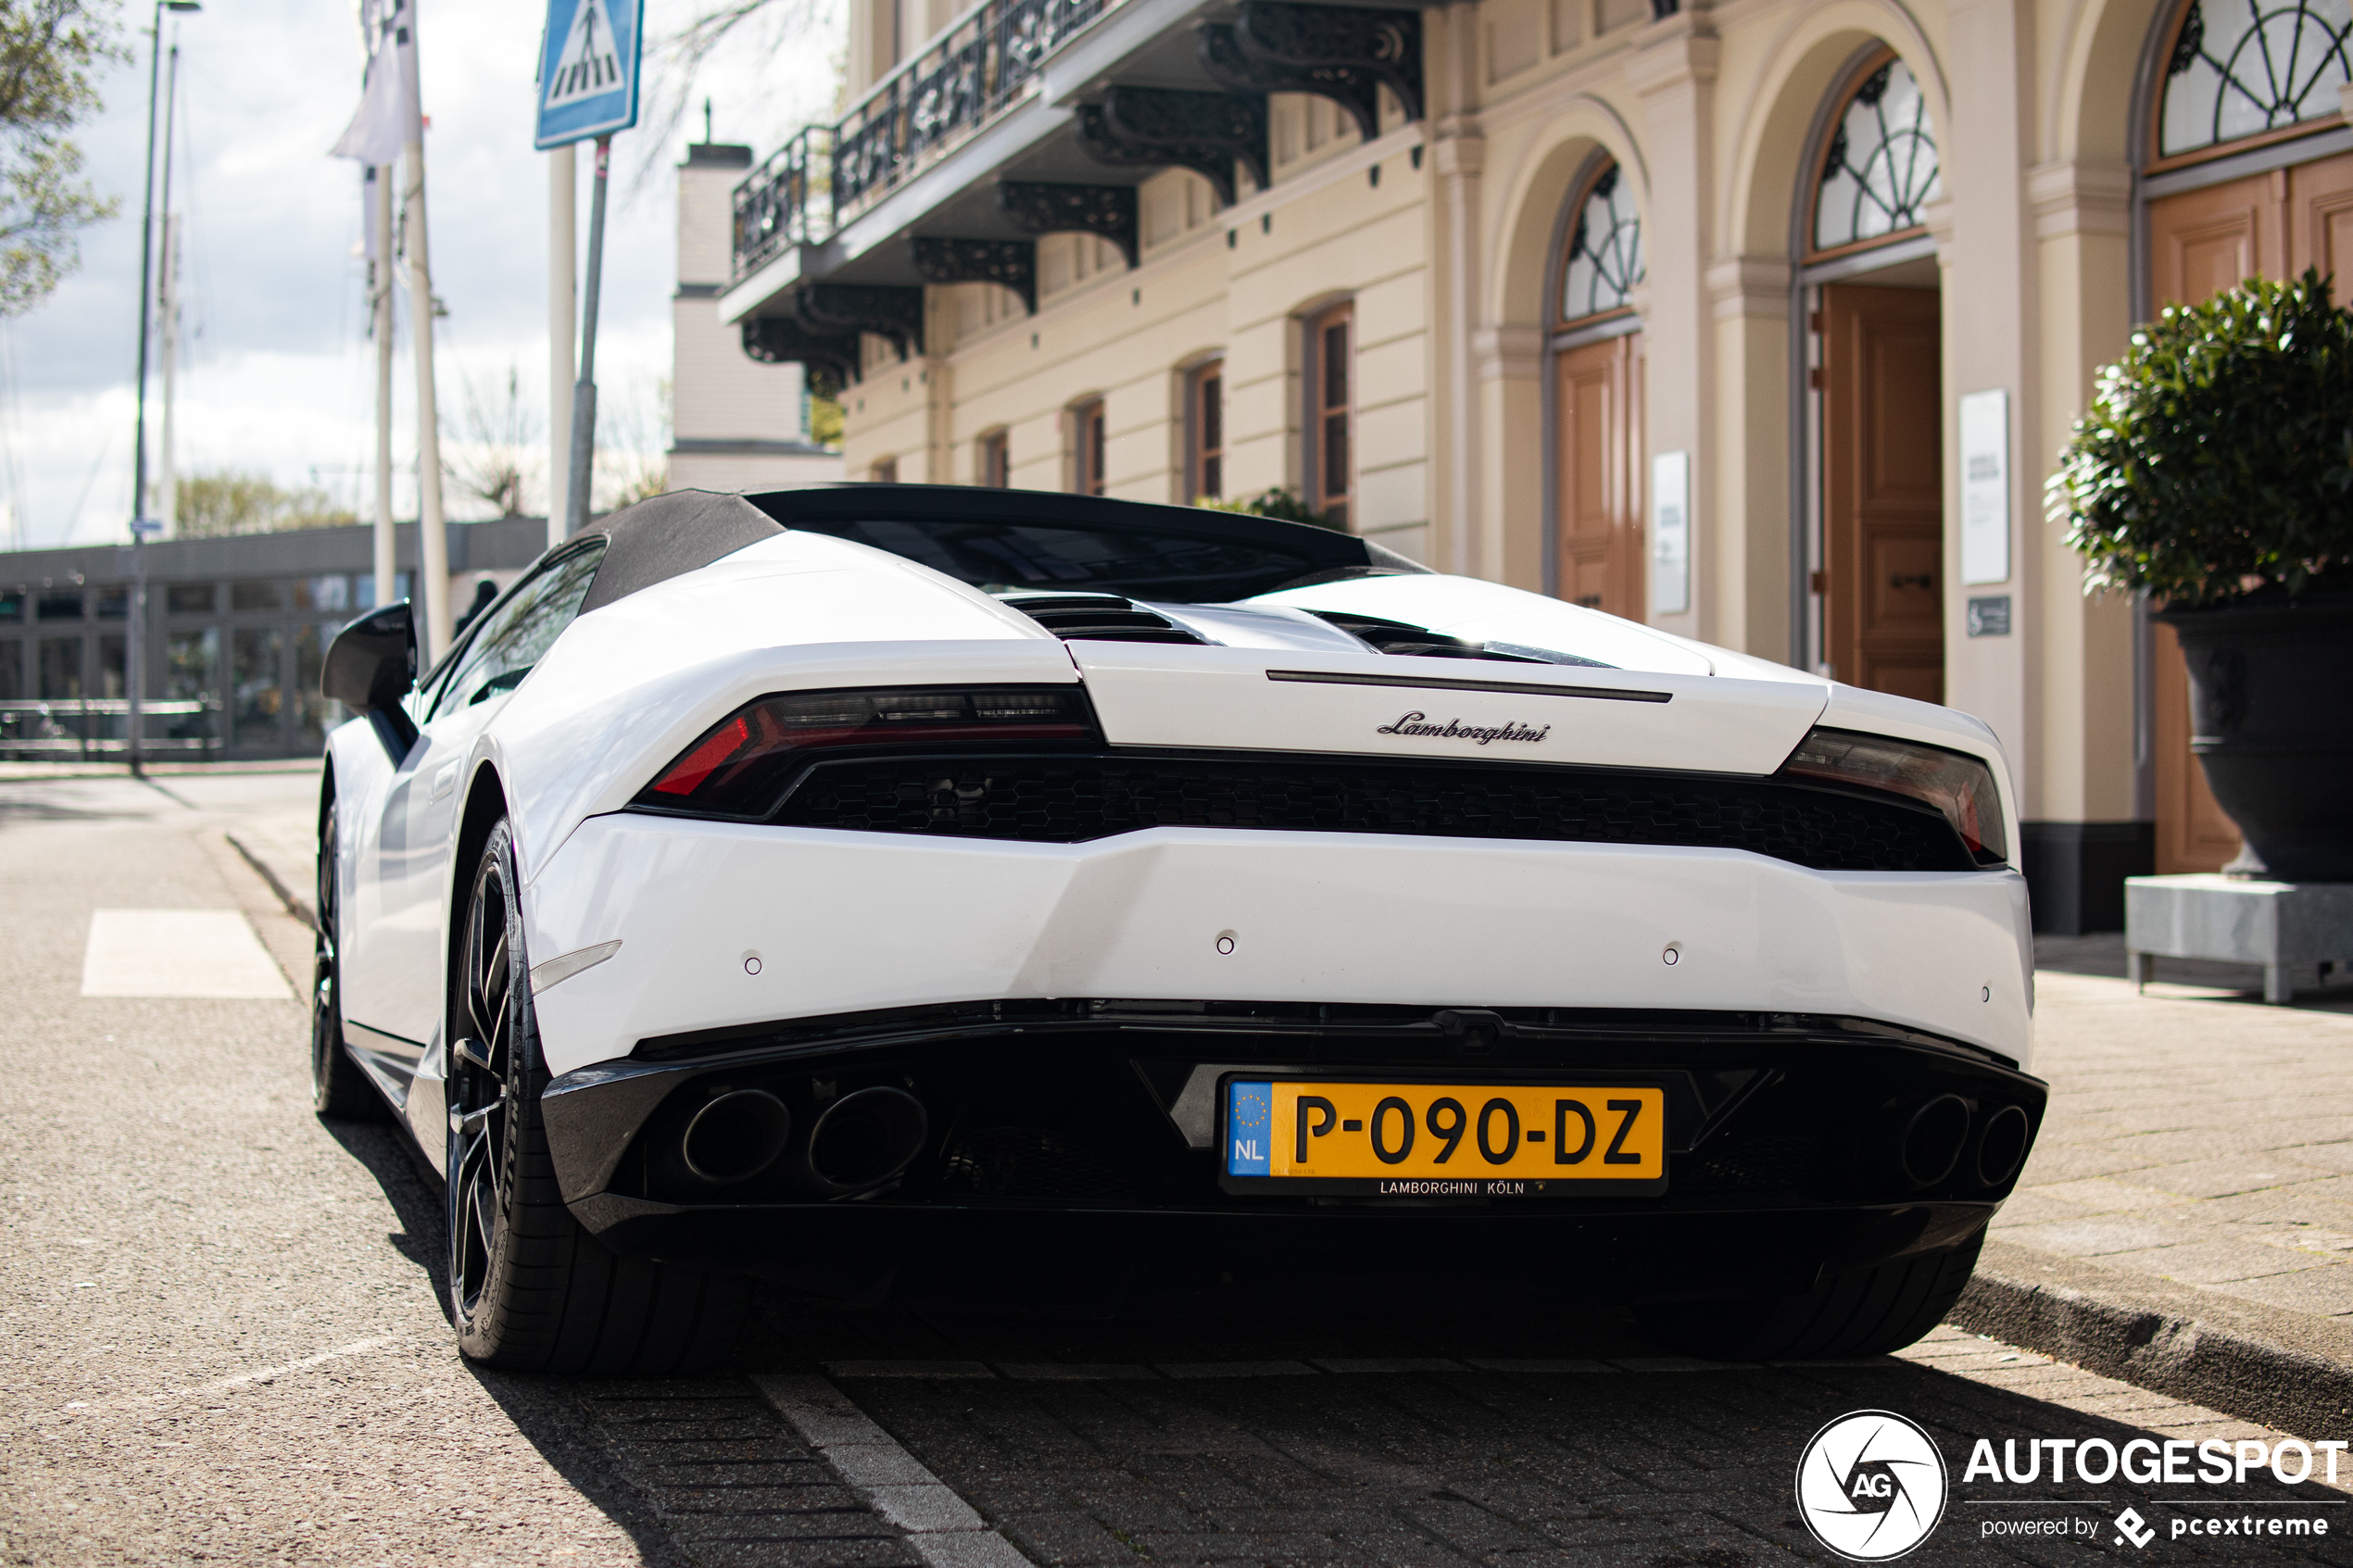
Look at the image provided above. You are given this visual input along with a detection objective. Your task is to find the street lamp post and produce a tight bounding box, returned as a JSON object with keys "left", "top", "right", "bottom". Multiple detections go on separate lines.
{"left": 127, "top": 0, "right": 198, "bottom": 777}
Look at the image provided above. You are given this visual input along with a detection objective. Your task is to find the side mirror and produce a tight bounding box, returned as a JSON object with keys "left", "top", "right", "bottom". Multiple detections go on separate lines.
{"left": 323, "top": 601, "right": 421, "bottom": 759}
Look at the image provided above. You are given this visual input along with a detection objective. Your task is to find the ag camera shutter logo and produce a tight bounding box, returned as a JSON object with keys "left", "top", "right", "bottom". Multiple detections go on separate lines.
{"left": 1796, "top": 1410, "right": 1950, "bottom": 1561}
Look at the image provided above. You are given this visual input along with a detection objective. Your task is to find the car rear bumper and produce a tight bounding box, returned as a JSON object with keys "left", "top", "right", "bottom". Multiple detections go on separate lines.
{"left": 522, "top": 814, "right": 2034, "bottom": 1080}
{"left": 537, "top": 1006, "right": 2045, "bottom": 1300}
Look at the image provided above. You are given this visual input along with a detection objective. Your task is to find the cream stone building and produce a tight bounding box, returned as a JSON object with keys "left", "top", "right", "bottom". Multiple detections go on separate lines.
{"left": 669, "top": 142, "right": 844, "bottom": 493}
{"left": 709, "top": 0, "right": 2347, "bottom": 933}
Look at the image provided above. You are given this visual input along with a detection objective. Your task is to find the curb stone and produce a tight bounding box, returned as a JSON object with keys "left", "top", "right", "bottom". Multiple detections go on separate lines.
{"left": 226, "top": 831, "right": 318, "bottom": 932}
{"left": 1950, "top": 1238, "right": 2353, "bottom": 1441}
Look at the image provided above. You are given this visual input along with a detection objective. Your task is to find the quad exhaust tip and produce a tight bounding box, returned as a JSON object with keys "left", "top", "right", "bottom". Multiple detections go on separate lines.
{"left": 1974, "top": 1103, "right": 2031, "bottom": 1188}
{"left": 682, "top": 1089, "right": 795, "bottom": 1186}
{"left": 1897, "top": 1094, "right": 1970, "bottom": 1190}
{"left": 795, "top": 1085, "right": 929, "bottom": 1197}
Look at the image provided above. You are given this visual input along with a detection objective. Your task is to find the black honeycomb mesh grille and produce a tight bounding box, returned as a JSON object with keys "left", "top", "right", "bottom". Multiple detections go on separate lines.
{"left": 938, "top": 1126, "right": 1139, "bottom": 1202}
{"left": 772, "top": 753, "right": 1974, "bottom": 872}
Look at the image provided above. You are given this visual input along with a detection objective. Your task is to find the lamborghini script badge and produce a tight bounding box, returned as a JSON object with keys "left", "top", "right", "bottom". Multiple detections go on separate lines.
{"left": 1377, "top": 710, "right": 1552, "bottom": 746}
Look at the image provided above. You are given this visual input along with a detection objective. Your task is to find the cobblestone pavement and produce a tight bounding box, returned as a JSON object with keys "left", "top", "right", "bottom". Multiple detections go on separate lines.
{"left": 711, "top": 1275, "right": 2353, "bottom": 1568}
{"left": 1995, "top": 941, "right": 2353, "bottom": 1323}
{"left": 9, "top": 768, "right": 2353, "bottom": 1566}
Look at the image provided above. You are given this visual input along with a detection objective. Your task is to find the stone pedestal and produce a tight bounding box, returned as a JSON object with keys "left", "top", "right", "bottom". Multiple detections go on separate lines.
{"left": 2123, "top": 874, "right": 2353, "bottom": 1004}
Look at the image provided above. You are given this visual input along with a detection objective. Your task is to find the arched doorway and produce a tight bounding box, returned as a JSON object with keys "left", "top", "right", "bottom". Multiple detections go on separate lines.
{"left": 2140, "top": 0, "right": 2353, "bottom": 872}
{"left": 1796, "top": 49, "right": 1946, "bottom": 701}
{"left": 1548, "top": 157, "right": 1646, "bottom": 620}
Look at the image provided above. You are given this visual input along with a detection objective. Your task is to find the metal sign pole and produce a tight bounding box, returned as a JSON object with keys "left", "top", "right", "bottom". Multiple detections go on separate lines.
{"left": 535, "top": 0, "right": 643, "bottom": 539}
{"left": 548, "top": 143, "right": 576, "bottom": 546}
{"left": 565, "top": 134, "right": 610, "bottom": 537}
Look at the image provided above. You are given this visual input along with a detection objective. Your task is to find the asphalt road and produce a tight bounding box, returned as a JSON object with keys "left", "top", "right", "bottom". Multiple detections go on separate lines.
{"left": 5, "top": 768, "right": 2350, "bottom": 1567}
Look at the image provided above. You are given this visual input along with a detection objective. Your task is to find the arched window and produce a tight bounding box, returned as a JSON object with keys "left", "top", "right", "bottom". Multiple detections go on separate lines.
{"left": 2158, "top": 1, "right": 2353, "bottom": 161}
{"left": 1559, "top": 161, "right": 1644, "bottom": 325}
{"left": 1809, "top": 54, "right": 1942, "bottom": 257}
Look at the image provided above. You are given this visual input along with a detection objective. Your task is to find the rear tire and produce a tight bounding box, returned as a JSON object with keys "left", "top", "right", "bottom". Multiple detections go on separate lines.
{"left": 1636, "top": 1230, "right": 1983, "bottom": 1361}
{"left": 447, "top": 816, "right": 748, "bottom": 1374}
{"left": 311, "top": 784, "right": 383, "bottom": 1121}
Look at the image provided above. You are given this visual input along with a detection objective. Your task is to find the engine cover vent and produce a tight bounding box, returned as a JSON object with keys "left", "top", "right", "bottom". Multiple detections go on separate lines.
{"left": 1000, "top": 591, "right": 1207, "bottom": 644}
{"left": 1309, "top": 610, "right": 1614, "bottom": 667}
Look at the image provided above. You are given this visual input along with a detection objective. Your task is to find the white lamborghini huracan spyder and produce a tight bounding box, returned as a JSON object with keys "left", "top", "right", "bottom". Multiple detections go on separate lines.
{"left": 314, "top": 485, "right": 2041, "bottom": 1374}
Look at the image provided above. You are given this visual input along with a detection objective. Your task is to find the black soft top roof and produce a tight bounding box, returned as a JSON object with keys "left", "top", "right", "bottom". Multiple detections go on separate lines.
{"left": 575, "top": 483, "right": 1423, "bottom": 610}
{"left": 744, "top": 483, "right": 1421, "bottom": 603}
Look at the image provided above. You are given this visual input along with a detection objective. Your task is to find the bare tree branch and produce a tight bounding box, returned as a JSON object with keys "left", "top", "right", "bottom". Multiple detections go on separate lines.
{"left": 623, "top": 0, "right": 830, "bottom": 197}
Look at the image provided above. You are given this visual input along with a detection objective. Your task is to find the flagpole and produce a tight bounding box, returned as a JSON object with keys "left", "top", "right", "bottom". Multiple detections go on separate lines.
{"left": 372, "top": 164, "right": 396, "bottom": 610}
{"left": 548, "top": 142, "right": 575, "bottom": 547}
{"left": 407, "top": 132, "right": 451, "bottom": 664}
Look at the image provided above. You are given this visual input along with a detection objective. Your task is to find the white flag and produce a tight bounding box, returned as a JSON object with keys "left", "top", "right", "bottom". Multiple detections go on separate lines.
{"left": 330, "top": 0, "right": 421, "bottom": 164}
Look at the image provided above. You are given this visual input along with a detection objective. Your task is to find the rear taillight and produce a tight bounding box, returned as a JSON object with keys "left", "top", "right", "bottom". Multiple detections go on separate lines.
{"left": 1779, "top": 727, "right": 2009, "bottom": 866}
{"left": 635, "top": 685, "right": 1097, "bottom": 818}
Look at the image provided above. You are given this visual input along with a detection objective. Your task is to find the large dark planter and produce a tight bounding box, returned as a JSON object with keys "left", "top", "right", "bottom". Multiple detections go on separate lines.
{"left": 2156, "top": 590, "right": 2353, "bottom": 882}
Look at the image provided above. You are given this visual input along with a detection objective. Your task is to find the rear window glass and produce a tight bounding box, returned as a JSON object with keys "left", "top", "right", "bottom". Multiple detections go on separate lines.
{"left": 790, "top": 517, "right": 1328, "bottom": 603}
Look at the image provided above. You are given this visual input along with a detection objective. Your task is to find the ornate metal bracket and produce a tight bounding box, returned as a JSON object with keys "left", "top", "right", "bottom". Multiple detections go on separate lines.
{"left": 1074, "top": 87, "right": 1267, "bottom": 208}
{"left": 742, "top": 316, "right": 861, "bottom": 401}
{"left": 793, "top": 284, "right": 925, "bottom": 358}
{"left": 996, "top": 182, "right": 1139, "bottom": 268}
{"left": 910, "top": 237, "right": 1038, "bottom": 314}
{"left": 1197, "top": 3, "right": 1422, "bottom": 143}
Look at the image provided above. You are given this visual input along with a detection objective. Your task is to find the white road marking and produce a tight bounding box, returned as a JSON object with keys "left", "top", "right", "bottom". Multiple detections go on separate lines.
{"left": 756, "top": 1374, "right": 1033, "bottom": 1567}
{"left": 40, "top": 1336, "right": 402, "bottom": 1424}
{"left": 80, "top": 909, "right": 294, "bottom": 1000}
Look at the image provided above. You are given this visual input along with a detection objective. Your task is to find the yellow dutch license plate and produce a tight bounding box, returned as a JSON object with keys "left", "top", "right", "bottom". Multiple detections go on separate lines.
{"left": 1220, "top": 1079, "right": 1668, "bottom": 1197}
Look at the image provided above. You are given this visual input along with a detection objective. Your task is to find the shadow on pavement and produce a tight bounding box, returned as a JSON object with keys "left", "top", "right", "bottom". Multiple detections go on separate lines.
{"left": 747, "top": 1263, "right": 2351, "bottom": 1565}
{"left": 316, "top": 1111, "right": 695, "bottom": 1568}
{"left": 0, "top": 790, "right": 164, "bottom": 827}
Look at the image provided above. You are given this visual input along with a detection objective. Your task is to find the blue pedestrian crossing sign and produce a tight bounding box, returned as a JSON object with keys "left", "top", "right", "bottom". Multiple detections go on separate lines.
{"left": 535, "top": 0, "right": 644, "bottom": 149}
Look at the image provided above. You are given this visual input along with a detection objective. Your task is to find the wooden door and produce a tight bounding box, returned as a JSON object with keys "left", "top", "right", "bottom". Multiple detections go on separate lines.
{"left": 1821, "top": 284, "right": 1944, "bottom": 701}
{"left": 1553, "top": 332, "right": 1644, "bottom": 620}
{"left": 2141, "top": 152, "right": 2353, "bottom": 871}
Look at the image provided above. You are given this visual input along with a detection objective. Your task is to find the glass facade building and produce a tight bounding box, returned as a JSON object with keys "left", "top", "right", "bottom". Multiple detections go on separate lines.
{"left": 0, "top": 517, "right": 549, "bottom": 760}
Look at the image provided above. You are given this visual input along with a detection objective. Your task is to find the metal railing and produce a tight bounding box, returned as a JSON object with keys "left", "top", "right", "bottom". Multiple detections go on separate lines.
{"left": 733, "top": 0, "right": 1117, "bottom": 280}
{"left": 0, "top": 698, "right": 220, "bottom": 761}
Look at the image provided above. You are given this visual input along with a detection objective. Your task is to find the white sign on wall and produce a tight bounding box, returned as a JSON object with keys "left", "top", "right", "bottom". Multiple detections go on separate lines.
{"left": 1650, "top": 451, "right": 1691, "bottom": 617}
{"left": 1959, "top": 389, "right": 2010, "bottom": 585}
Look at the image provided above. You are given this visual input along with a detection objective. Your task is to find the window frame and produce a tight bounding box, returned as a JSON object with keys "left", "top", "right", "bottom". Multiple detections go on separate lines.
{"left": 1186, "top": 360, "right": 1225, "bottom": 502}
{"left": 1072, "top": 398, "right": 1109, "bottom": 496}
{"left": 1554, "top": 158, "right": 1645, "bottom": 331}
{"left": 2146, "top": 0, "right": 2353, "bottom": 173}
{"left": 1803, "top": 47, "right": 1944, "bottom": 264}
{"left": 422, "top": 537, "right": 608, "bottom": 722}
{"left": 977, "top": 430, "right": 1010, "bottom": 488}
{"left": 1303, "top": 302, "right": 1353, "bottom": 531}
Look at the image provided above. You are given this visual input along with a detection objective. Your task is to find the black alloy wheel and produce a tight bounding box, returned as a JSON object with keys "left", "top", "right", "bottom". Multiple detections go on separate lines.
{"left": 447, "top": 820, "right": 525, "bottom": 1341}
{"left": 310, "top": 782, "right": 381, "bottom": 1120}
{"left": 446, "top": 816, "right": 748, "bottom": 1374}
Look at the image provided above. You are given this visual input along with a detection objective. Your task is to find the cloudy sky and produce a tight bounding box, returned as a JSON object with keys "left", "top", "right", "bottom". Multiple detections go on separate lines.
{"left": 3, "top": 0, "right": 839, "bottom": 549}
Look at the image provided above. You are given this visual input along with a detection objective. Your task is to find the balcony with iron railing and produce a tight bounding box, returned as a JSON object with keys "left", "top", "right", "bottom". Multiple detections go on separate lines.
{"left": 733, "top": 0, "right": 1120, "bottom": 282}
{"left": 720, "top": 0, "right": 1426, "bottom": 345}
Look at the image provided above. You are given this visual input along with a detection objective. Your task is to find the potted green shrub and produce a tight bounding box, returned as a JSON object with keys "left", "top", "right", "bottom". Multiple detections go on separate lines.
{"left": 2050, "top": 267, "right": 2353, "bottom": 881}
